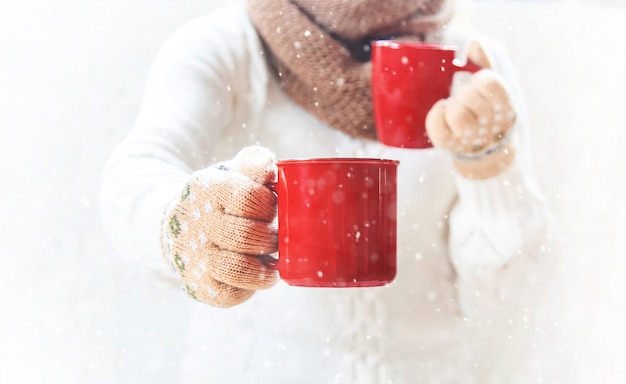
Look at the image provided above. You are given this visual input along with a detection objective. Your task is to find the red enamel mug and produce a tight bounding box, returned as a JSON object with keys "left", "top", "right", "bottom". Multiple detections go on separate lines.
{"left": 273, "top": 158, "right": 399, "bottom": 287}
{"left": 371, "top": 40, "right": 481, "bottom": 149}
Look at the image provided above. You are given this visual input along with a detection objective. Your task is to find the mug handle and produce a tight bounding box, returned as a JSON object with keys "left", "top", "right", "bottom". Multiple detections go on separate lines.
{"left": 263, "top": 180, "right": 280, "bottom": 269}
{"left": 452, "top": 58, "right": 482, "bottom": 74}
{"left": 266, "top": 181, "right": 278, "bottom": 195}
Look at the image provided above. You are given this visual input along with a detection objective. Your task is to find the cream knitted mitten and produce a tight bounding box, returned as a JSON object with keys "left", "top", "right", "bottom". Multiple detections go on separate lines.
{"left": 426, "top": 41, "right": 517, "bottom": 179}
{"left": 162, "top": 146, "right": 279, "bottom": 307}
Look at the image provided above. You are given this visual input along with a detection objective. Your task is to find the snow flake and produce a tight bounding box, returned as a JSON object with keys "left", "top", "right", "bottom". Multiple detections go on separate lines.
{"left": 207, "top": 287, "right": 219, "bottom": 298}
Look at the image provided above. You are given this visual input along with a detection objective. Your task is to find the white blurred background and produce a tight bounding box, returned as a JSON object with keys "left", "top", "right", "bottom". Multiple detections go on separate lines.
{"left": 1, "top": 0, "right": 625, "bottom": 382}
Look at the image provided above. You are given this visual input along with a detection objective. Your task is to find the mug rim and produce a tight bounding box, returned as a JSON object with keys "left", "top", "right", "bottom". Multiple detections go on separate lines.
{"left": 277, "top": 158, "right": 400, "bottom": 166}
{"left": 372, "top": 39, "right": 456, "bottom": 52}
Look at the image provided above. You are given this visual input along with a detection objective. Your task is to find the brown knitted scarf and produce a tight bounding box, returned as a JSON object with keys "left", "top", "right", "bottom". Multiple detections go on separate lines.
{"left": 248, "top": 0, "right": 455, "bottom": 139}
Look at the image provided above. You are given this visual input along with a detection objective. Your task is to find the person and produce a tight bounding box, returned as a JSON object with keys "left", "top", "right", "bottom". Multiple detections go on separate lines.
{"left": 100, "top": 0, "right": 558, "bottom": 382}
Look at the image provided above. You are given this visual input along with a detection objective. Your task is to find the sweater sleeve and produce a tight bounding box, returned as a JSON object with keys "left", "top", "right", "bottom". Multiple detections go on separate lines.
{"left": 449, "top": 161, "right": 558, "bottom": 314}
{"left": 99, "top": 8, "right": 263, "bottom": 283}
{"left": 447, "top": 37, "right": 560, "bottom": 318}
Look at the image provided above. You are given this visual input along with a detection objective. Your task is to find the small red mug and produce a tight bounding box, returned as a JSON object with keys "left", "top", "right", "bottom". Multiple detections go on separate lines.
{"left": 371, "top": 40, "right": 482, "bottom": 149}
{"left": 273, "top": 158, "right": 399, "bottom": 288}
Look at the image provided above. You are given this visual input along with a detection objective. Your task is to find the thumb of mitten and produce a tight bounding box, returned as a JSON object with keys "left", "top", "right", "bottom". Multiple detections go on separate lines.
{"left": 466, "top": 40, "right": 494, "bottom": 70}
{"left": 224, "top": 146, "right": 277, "bottom": 186}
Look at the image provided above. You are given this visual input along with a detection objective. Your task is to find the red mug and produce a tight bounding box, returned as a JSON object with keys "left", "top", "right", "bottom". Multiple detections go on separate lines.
{"left": 273, "top": 158, "right": 399, "bottom": 287}
{"left": 371, "top": 40, "right": 481, "bottom": 149}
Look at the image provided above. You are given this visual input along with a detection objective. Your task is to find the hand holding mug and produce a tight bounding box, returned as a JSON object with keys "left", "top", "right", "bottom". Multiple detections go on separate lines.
{"left": 162, "top": 146, "right": 400, "bottom": 308}
{"left": 371, "top": 40, "right": 483, "bottom": 149}
{"left": 426, "top": 42, "right": 517, "bottom": 179}
{"left": 162, "top": 146, "right": 279, "bottom": 307}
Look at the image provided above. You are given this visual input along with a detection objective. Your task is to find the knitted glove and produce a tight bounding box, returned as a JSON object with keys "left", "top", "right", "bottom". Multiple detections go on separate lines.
{"left": 162, "top": 146, "right": 279, "bottom": 307}
{"left": 426, "top": 41, "right": 516, "bottom": 179}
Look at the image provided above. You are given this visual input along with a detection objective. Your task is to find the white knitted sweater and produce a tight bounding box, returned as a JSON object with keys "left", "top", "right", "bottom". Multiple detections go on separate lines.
{"left": 100, "top": 5, "right": 557, "bottom": 383}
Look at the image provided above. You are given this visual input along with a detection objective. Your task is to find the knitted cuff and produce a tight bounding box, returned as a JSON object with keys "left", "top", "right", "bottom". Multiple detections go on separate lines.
{"left": 453, "top": 143, "right": 516, "bottom": 180}
{"left": 453, "top": 154, "right": 528, "bottom": 214}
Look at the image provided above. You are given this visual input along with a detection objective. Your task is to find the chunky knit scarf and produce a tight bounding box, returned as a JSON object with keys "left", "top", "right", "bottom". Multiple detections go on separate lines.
{"left": 248, "top": 0, "right": 455, "bottom": 139}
